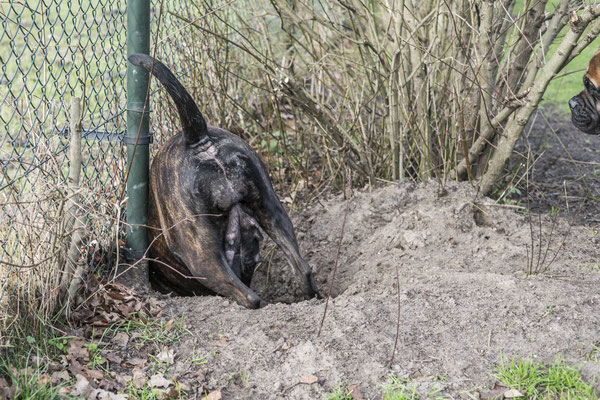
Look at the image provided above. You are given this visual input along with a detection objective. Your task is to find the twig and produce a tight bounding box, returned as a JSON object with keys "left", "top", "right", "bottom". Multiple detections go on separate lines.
{"left": 387, "top": 262, "right": 402, "bottom": 367}
{"left": 318, "top": 171, "right": 351, "bottom": 337}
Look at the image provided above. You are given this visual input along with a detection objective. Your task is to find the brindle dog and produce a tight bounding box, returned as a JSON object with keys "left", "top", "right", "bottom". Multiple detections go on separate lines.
{"left": 128, "top": 54, "right": 320, "bottom": 309}
{"left": 569, "top": 49, "right": 600, "bottom": 135}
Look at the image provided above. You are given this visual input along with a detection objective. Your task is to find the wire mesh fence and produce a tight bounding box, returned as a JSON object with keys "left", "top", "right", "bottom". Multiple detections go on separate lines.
{"left": 0, "top": 0, "right": 222, "bottom": 325}
{"left": 0, "top": 0, "right": 131, "bottom": 319}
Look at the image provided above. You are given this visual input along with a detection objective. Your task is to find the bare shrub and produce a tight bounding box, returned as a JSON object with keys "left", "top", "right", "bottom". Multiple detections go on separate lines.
{"left": 161, "top": 0, "right": 600, "bottom": 195}
{"left": 0, "top": 106, "right": 125, "bottom": 343}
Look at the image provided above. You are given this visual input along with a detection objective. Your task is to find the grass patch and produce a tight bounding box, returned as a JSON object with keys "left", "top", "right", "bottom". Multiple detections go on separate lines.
{"left": 543, "top": 11, "right": 600, "bottom": 112}
{"left": 494, "top": 356, "right": 598, "bottom": 399}
{"left": 0, "top": 337, "right": 75, "bottom": 400}
{"left": 115, "top": 313, "right": 189, "bottom": 350}
{"left": 122, "top": 382, "right": 177, "bottom": 400}
{"left": 380, "top": 374, "right": 444, "bottom": 400}
{"left": 0, "top": 311, "right": 189, "bottom": 399}
{"left": 0, "top": 365, "right": 73, "bottom": 400}
{"left": 325, "top": 383, "right": 354, "bottom": 400}
{"left": 585, "top": 344, "right": 600, "bottom": 363}
{"left": 544, "top": 38, "right": 600, "bottom": 113}
{"left": 507, "top": 0, "right": 600, "bottom": 112}
{"left": 381, "top": 375, "right": 419, "bottom": 400}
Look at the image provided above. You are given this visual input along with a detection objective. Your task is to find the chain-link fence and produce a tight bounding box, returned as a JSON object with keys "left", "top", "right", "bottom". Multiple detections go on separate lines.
{"left": 0, "top": 0, "right": 185, "bottom": 322}
{"left": 0, "top": 0, "right": 225, "bottom": 317}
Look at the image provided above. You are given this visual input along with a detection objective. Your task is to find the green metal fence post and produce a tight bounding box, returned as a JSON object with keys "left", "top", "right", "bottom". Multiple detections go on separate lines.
{"left": 126, "top": 0, "right": 150, "bottom": 269}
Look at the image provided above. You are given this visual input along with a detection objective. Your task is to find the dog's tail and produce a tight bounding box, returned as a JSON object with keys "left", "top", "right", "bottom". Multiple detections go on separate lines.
{"left": 128, "top": 53, "right": 208, "bottom": 147}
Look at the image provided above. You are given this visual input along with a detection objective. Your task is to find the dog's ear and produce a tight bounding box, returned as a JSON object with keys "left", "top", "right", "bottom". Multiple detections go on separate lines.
{"left": 128, "top": 54, "right": 209, "bottom": 147}
{"left": 586, "top": 49, "right": 600, "bottom": 87}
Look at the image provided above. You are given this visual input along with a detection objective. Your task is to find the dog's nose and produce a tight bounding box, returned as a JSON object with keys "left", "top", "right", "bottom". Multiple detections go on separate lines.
{"left": 568, "top": 97, "right": 579, "bottom": 110}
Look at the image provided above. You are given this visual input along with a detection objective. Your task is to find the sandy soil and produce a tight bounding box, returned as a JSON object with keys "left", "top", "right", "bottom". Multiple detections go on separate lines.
{"left": 56, "top": 110, "right": 600, "bottom": 400}
{"left": 137, "top": 177, "right": 599, "bottom": 400}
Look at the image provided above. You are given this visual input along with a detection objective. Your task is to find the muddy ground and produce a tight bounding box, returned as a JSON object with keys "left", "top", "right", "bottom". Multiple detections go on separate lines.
{"left": 30, "top": 109, "right": 600, "bottom": 400}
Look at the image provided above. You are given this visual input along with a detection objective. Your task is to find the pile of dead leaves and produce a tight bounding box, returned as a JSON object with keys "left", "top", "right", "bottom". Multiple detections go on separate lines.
{"left": 70, "top": 275, "right": 162, "bottom": 336}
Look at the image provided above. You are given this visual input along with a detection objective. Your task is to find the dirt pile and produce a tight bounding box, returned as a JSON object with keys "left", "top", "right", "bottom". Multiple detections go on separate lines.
{"left": 160, "top": 180, "right": 600, "bottom": 399}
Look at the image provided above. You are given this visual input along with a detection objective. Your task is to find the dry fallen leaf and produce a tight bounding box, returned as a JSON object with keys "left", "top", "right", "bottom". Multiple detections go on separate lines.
{"left": 348, "top": 384, "right": 364, "bottom": 399}
{"left": 157, "top": 347, "right": 175, "bottom": 364}
{"left": 164, "top": 386, "right": 180, "bottom": 399}
{"left": 85, "top": 368, "right": 105, "bottom": 381}
{"left": 67, "top": 339, "right": 89, "bottom": 361}
{"left": 88, "top": 388, "right": 110, "bottom": 400}
{"left": 74, "top": 374, "right": 90, "bottom": 396}
{"left": 88, "top": 388, "right": 128, "bottom": 400}
{"left": 70, "top": 275, "right": 157, "bottom": 330}
{"left": 115, "top": 303, "right": 133, "bottom": 318}
{"left": 177, "top": 380, "right": 192, "bottom": 391}
{"left": 503, "top": 388, "right": 524, "bottom": 398}
{"left": 39, "top": 374, "right": 51, "bottom": 385}
{"left": 0, "top": 376, "right": 14, "bottom": 398}
{"left": 131, "top": 367, "right": 146, "bottom": 388}
{"left": 165, "top": 319, "right": 174, "bottom": 331}
{"left": 149, "top": 373, "right": 172, "bottom": 388}
{"left": 98, "top": 376, "right": 122, "bottom": 393}
{"left": 206, "top": 390, "right": 222, "bottom": 400}
{"left": 299, "top": 374, "right": 319, "bottom": 385}
{"left": 115, "top": 374, "right": 132, "bottom": 387}
{"left": 123, "top": 357, "right": 145, "bottom": 367}
{"left": 213, "top": 337, "right": 229, "bottom": 348}
{"left": 112, "top": 332, "right": 129, "bottom": 348}
{"left": 103, "top": 351, "right": 122, "bottom": 364}
{"left": 51, "top": 369, "right": 71, "bottom": 384}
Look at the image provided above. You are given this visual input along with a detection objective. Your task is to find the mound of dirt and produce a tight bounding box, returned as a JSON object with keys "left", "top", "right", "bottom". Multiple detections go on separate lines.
{"left": 159, "top": 180, "right": 600, "bottom": 399}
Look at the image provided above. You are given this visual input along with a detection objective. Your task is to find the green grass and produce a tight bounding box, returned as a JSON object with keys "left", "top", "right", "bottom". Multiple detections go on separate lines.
{"left": 584, "top": 344, "right": 600, "bottom": 363}
{"left": 380, "top": 374, "right": 445, "bottom": 400}
{"left": 187, "top": 346, "right": 213, "bottom": 366}
{"left": 510, "top": 0, "right": 600, "bottom": 112}
{"left": 325, "top": 383, "right": 354, "bottom": 400}
{"left": 544, "top": 38, "right": 600, "bottom": 112}
{"left": 381, "top": 375, "right": 419, "bottom": 400}
{"left": 0, "top": 339, "right": 76, "bottom": 400}
{"left": 122, "top": 382, "right": 179, "bottom": 400}
{"left": 542, "top": 0, "right": 600, "bottom": 111}
{"left": 115, "top": 313, "right": 189, "bottom": 350}
{"left": 494, "top": 356, "right": 598, "bottom": 399}
{"left": 0, "top": 312, "right": 189, "bottom": 400}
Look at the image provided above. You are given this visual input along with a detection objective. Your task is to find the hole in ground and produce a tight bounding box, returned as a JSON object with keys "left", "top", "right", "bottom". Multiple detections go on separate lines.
{"left": 251, "top": 238, "right": 345, "bottom": 305}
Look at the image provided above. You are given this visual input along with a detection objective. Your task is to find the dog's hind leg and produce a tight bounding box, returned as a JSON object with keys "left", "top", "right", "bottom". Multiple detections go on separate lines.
{"left": 238, "top": 209, "right": 264, "bottom": 285}
{"left": 224, "top": 205, "right": 242, "bottom": 276}
{"left": 224, "top": 204, "right": 264, "bottom": 287}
